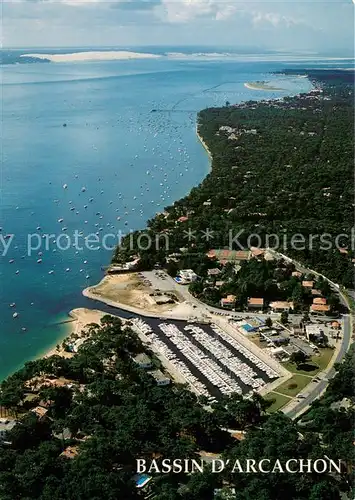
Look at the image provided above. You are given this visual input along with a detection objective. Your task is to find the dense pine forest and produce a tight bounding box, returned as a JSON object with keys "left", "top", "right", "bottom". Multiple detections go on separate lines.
{"left": 115, "top": 69, "right": 354, "bottom": 289}
{"left": 0, "top": 316, "right": 354, "bottom": 499}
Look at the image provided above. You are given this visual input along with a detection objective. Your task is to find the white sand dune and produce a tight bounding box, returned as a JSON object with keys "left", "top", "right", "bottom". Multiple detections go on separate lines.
{"left": 20, "top": 51, "right": 161, "bottom": 63}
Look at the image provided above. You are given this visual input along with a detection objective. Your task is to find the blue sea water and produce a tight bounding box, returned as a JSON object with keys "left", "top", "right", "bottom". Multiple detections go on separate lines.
{"left": 1, "top": 49, "right": 350, "bottom": 381}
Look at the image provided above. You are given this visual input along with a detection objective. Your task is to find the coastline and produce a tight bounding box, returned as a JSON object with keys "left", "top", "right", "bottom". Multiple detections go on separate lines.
{"left": 56, "top": 84, "right": 314, "bottom": 336}
{"left": 2, "top": 72, "right": 316, "bottom": 382}
{"left": 196, "top": 125, "right": 213, "bottom": 163}
{"left": 82, "top": 278, "right": 203, "bottom": 321}
{"left": 83, "top": 282, "right": 151, "bottom": 317}
{"left": 78, "top": 123, "right": 215, "bottom": 322}
{"left": 2, "top": 68, "right": 353, "bottom": 443}
{"left": 40, "top": 319, "right": 76, "bottom": 359}
{"left": 41, "top": 308, "right": 107, "bottom": 359}
{"left": 1, "top": 122, "right": 215, "bottom": 383}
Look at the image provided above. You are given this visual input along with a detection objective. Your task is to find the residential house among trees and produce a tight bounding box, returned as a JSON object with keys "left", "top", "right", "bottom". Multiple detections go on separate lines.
{"left": 220, "top": 295, "right": 237, "bottom": 309}
{"left": 133, "top": 353, "right": 153, "bottom": 369}
{"left": 269, "top": 301, "right": 294, "bottom": 312}
{"left": 149, "top": 370, "right": 171, "bottom": 386}
{"left": 247, "top": 297, "right": 264, "bottom": 310}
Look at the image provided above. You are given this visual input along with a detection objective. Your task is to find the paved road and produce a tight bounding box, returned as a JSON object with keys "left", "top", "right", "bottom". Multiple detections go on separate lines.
{"left": 124, "top": 264, "right": 353, "bottom": 420}
{"left": 142, "top": 270, "right": 303, "bottom": 322}
{"left": 274, "top": 251, "right": 353, "bottom": 419}
{"left": 159, "top": 255, "right": 353, "bottom": 419}
{"left": 284, "top": 314, "right": 351, "bottom": 419}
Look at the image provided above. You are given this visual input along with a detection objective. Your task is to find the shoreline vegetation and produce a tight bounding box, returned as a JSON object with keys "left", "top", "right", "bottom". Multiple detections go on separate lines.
{"left": 0, "top": 68, "right": 354, "bottom": 499}
{"left": 244, "top": 80, "right": 284, "bottom": 91}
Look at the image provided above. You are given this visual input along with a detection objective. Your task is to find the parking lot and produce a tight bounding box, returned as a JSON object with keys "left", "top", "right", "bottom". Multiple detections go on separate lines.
{"left": 140, "top": 271, "right": 175, "bottom": 293}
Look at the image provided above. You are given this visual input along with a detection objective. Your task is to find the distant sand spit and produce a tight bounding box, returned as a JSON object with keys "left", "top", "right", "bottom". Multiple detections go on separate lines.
{"left": 244, "top": 81, "right": 284, "bottom": 91}
{"left": 20, "top": 51, "right": 161, "bottom": 63}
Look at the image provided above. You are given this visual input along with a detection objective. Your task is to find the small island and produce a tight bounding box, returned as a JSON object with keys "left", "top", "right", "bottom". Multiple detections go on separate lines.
{"left": 244, "top": 80, "right": 284, "bottom": 91}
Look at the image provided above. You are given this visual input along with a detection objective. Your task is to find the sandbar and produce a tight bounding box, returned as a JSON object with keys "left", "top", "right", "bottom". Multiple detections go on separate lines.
{"left": 244, "top": 81, "right": 284, "bottom": 91}
{"left": 20, "top": 51, "right": 161, "bottom": 63}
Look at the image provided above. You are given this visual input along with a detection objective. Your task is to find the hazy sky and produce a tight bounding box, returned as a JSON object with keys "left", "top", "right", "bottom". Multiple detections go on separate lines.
{"left": 2, "top": 0, "right": 354, "bottom": 54}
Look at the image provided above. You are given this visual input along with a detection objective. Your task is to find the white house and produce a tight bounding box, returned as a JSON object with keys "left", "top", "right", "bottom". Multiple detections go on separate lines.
{"left": 269, "top": 301, "right": 294, "bottom": 313}
{"left": 149, "top": 370, "right": 171, "bottom": 386}
{"left": 177, "top": 269, "right": 198, "bottom": 284}
{"left": 134, "top": 353, "right": 153, "bottom": 369}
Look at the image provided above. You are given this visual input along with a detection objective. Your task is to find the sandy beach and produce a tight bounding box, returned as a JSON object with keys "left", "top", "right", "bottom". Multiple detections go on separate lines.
{"left": 20, "top": 51, "right": 161, "bottom": 63}
{"left": 43, "top": 308, "right": 106, "bottom": 359}
{"left": 69, "top": 308, "right": 107, "bottom": 335}
{"left": 196, "top": 127, "right": 212, "bottom": 162}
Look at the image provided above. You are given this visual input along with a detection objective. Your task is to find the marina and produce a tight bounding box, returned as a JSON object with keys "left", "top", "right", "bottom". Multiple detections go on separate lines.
{"left": 132, "top": 317, "right": 280, "bottom": 399}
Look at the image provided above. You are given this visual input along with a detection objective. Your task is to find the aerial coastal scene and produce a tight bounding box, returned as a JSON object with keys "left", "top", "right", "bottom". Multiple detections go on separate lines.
{"left": 1, "top": 1, "right": 354, "bottom": 499}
